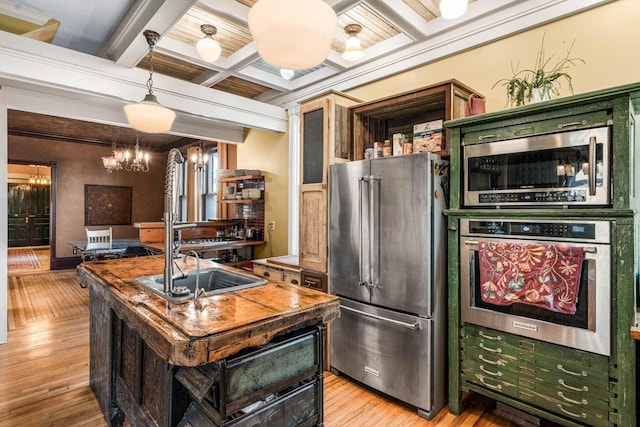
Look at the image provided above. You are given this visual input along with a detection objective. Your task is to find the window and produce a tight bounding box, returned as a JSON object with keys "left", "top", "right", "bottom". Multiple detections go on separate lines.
{"left": 177, "top": 147, "right": 218, "bottom": 221}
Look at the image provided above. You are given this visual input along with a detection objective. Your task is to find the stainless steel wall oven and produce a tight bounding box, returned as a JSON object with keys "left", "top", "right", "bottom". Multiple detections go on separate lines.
{"left": 463, "top": 126, "right": 610, "bottom": 207}
{"left": 460, "top": 218, "right": 611, "bottom": 356}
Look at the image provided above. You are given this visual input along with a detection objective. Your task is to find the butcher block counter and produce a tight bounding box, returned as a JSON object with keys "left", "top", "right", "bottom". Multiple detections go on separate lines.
{"left": 78, "top": 255, "right": 340, "bottom": 427}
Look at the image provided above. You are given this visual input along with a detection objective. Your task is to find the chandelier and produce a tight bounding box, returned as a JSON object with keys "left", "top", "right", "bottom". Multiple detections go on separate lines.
{"left": 102, "top": 134, "right": 150, "bottom": 173}
{"left": 124, "top": 30, "right": 176, "bottom": 133}
{"left": 189, "top": 144, "right": 209, "bottom": 171}
{"left": 29, "top": 166, "right": 49, "bottom": 185}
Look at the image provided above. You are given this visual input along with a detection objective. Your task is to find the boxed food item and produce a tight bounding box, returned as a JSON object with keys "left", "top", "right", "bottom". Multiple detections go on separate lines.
{"left": 412, "top": 120, "right": 443, "bottom": 153}
{"left": 392, "top": 133, "right": 403, "bottom": 156}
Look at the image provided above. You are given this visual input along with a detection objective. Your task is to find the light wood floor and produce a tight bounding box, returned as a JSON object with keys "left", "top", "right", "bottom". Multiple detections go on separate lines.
{"left": 0, "top": 269, "right": 529, "bottom": 426}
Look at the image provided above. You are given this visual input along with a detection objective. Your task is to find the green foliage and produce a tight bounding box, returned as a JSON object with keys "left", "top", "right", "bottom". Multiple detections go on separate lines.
{"left": 493, "top": 35, "right": 585, "bottom": 106}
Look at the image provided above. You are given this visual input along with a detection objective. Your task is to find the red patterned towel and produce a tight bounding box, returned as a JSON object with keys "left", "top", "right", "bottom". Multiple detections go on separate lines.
{"left": 478, "top": 241, "right": 584, "bottom": 314}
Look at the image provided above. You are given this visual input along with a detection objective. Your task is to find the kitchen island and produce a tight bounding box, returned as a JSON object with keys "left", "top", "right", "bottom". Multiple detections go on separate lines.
{"left": 78, "top": 255, "right": 339, "bottom": 426}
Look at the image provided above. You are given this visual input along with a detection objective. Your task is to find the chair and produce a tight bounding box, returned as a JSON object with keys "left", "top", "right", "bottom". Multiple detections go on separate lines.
{"left": 83, "top": 228, "right": 120, "bottom": 261}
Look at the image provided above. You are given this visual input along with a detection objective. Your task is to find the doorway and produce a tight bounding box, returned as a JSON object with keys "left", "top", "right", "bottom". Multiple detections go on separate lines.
{"left": 7, "top": 163, "right": 52, "bottom": 271}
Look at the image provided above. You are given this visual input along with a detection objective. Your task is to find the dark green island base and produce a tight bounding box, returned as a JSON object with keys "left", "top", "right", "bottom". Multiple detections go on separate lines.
{"left": 78, "top": 256, "right": 340, "bottom": 426}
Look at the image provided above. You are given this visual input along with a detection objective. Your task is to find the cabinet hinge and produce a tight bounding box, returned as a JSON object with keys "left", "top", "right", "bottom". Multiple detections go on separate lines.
{"left": 608, "top": 411, "right": 619, "bottom": 425}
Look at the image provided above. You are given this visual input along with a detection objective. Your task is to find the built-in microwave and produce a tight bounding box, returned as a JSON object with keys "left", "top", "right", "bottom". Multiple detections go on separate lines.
{"left": 463, "top": 126, "right": 610, "bottom": 207}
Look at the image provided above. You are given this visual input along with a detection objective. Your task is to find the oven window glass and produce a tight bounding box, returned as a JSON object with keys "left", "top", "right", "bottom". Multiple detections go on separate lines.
{"left": 467, "top": 144, "right": 603, "bottom": 191}
{"left": 472, "top": 256, "right": 590, "bottom": 329}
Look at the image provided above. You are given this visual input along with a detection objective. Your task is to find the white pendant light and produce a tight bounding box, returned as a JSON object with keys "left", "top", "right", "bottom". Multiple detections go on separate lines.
{"left": 248, "top": 0, "right": 337, "bottom": 70}
{"left": 124, "top": 30, "right": 176, "bottom": 134}
{"left": 439, "top": 0, "right": 468, "bottom": 20}
{"left": 196, "top": 24, "right": 221, "bottom": 62}
{"left": 342, "top": 24, "right": 364, "bottom": 62}
{"left": 280, "top": 68, "right": 294, "bottom": 80}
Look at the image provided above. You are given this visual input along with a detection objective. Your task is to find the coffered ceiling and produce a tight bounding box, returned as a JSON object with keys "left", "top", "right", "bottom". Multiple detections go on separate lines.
{"left": 0, "top": 0, "right": 610, "bottom": 105}
{"left": 0, "top": 0, "right": 612, "bottom": 147}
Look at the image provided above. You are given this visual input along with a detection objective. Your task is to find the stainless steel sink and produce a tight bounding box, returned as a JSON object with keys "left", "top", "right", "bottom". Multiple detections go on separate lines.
{"left": 133, "top": 268, "right": 268, "bottom": 303}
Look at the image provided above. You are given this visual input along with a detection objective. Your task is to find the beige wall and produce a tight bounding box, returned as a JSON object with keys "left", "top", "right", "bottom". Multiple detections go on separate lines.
{"left": 233, "top": 0, "right": 639, "bottom": 260}
{"left": 347, "top": 1, "right": 640, "bottom": 109}
{"left": 236, "top": 129, "right": 289, "bottom": 258}
{"left": 8, "top": 136, "right": 165, "bottom": 259}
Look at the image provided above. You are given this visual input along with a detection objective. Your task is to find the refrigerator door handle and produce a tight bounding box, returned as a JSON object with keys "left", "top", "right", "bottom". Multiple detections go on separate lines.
{"left": 358, "top": 176, "right": 367, "bottom": 286}
{"left": 368, "top": 175, "right": 382, "bottom": 289}
{"left": 340, "top": 304, "right": 420, "bottom": 330}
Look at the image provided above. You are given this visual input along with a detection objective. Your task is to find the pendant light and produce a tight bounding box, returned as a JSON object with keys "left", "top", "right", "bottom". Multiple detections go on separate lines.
{"left": 124, "top": 30, "right": 176, "bottom": 134}
{"left": 280, "top": 69, "right": 294, "bottom": 80}
{"left": 196, "top": 24, "right": 221, "bottom": 62}
{"left": 342, "top": 24, "right": 365, "bottom": 61}
{"left": 248, "top": 0, "right": 337, "bottom": 70}
{"left": 439, "top": 0, "right": 468, "bottom": 20}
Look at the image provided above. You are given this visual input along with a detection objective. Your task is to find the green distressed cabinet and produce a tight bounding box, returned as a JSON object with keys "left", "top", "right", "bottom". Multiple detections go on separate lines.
{"left": 445, "top": 83, "right": 640, "bottom": 426}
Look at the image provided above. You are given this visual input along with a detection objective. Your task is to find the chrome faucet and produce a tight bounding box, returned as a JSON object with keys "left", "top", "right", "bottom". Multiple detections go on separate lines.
{"left": 163, "top": 148, "right": 196, "bottom": 294}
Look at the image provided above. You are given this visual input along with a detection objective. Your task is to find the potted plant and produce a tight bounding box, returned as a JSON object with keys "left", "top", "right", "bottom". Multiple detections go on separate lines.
{"left": 493, "top": 35, "right": 585, "bottom": 106}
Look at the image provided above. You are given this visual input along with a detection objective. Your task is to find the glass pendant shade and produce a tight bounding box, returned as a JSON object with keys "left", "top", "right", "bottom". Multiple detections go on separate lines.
{"left": 342, "top": 35, "right": 364, "bottom": 61}
{"left": 196, "top": 37, "right": 221, "bottom": 62}
{"left": 248, "top": 0, "right": 337, "bottom": 70}
{"left": 124, "top": 94, "right": 176, "bottom": 134}
{"left": 440, "top": 0, "right": 468, "bottom": 19}
{"left": 196, "top": 25, "right": 221, "bottom": 62}
{"left": 280, "top": 68, "right": 294, "bottom": 80}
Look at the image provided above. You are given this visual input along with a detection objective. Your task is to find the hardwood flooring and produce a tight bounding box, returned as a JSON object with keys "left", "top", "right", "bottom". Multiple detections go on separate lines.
{"left": 1, "top": 269, "right": 529, "bottom": 426}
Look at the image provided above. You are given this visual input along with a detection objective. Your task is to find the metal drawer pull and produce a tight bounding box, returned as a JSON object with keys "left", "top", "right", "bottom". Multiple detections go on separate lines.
{"left": 479, "top": 343, "right": 502, "bottom": 353}
{"left": 558, "top": 379, "right": 588, "bottom": 392}
{"left": 479, "top": 365, "right": 502, "bottom": 377}
{"left": 478, "top": 133, "right": 500, "bottom": 140}
{"left": 478, "top": 354, "right": 502, "bottom": 366}
{"left": 263, "top": 271, "right": 270, "bottom": 277}
{"left": 556, "top": 404, "right": 587, "bottom": 419}
{"left": 479, "top": 331, "right": 503, "bottom": 341}
{"left": 558, "top": 391, "right": 587, "bottom": 405}
{"left": 291, "top": 279, "right": 299, "bottom": 285}
{"left": 557, "top": 364, "right": 587, "bottom": 377}
{"left": 557, "top": 120, "right": 587, "bottom": 129}
{"left": 340, "top": 305, "right": 420, "bottom": 330}
{"left": 479, "top": 377, "right": 502, "bottom": 390}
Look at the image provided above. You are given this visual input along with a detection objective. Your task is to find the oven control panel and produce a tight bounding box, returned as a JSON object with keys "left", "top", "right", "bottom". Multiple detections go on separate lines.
{"left": 468, "top": 220, "right": 596, "bottom": 239}
{"left": 478, "top": 190, "right": 587, "bottom": 204}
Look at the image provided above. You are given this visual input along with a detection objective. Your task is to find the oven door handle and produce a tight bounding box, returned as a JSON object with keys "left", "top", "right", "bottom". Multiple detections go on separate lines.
{"left": 463, "top": 240, "right": 597, "bottom": 253}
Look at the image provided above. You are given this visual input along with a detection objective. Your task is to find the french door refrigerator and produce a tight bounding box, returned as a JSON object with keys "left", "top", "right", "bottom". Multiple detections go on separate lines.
{"left": 329, "top": 153, "right": 448, "bottom": 420}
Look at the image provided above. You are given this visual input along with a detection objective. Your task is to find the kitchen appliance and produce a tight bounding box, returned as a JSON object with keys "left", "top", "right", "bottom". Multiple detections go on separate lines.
{"left": 329, "top": 153, "right": 448, "bottom": 419}
{"left": 459, "top": 218, "right": 611, "bottom": 355}
{"left": 463, "top": 126, "right": 610, "bottom": 207}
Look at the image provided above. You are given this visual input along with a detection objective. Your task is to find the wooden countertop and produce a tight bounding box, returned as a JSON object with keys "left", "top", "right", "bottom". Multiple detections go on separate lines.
{"left": 253, "top": 255, "right": 300, "bottom": 271}
{"left": 78, "top": 256, "right": 340, "bottom": 367}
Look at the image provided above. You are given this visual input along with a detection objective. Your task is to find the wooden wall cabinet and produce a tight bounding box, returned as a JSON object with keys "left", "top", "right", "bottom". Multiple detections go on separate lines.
{"left": 299, "top": 91, "right": 361, "bottom": 273}
{"left": 351, "top": 79, "right": 479, "bottom": 159}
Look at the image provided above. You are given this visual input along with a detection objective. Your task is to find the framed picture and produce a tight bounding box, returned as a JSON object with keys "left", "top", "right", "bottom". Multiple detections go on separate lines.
{"left": 84, "top": 184, "right": 132, "bottom": 226}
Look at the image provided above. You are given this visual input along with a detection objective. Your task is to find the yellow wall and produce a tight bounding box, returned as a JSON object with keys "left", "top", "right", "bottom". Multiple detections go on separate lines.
{"left": 238, "top": 0, "right": 639, "bottom": 259}
{"left": 346, "top": 1, "right": 640, "bottom": 111}
{"left": 237, "top": 129, "right": 289, "bottom": 258}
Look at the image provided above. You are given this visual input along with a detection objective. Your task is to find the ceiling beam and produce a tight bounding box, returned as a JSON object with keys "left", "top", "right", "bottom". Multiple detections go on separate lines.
{"left": 0, "top": 31, "right": 287, "bottom": 136}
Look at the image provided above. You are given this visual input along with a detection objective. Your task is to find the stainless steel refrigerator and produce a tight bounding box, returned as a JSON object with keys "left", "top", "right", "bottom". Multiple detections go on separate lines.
{"left": 329, "top": 153, "right": 448, "bottom": 420}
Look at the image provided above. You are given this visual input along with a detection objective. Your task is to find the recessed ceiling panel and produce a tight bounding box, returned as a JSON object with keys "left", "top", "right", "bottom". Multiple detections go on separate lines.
{"left": 166, "top": 5, "right": 252, "bottom": 57}
{"left": 211, "top": 76, "right": 272, "bottom": 99}
{"left": 333, "top": 4, "right": 400, "bottom": 52}
{"left": 138, "top": 51, "right": 208, "bottom": 82}
{"left": 402, "top": 0, "right": 476, "bottom": 21}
